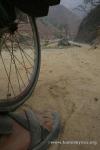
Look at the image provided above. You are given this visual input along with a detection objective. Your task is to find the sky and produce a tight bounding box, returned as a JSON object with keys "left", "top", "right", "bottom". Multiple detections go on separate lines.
{"left": 61, "top": 0, "right": 83, "bottom": 9}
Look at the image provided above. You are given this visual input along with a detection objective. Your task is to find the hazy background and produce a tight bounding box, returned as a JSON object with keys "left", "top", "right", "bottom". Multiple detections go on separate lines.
{"left": 37, "top": 0, "right": 100, "bottom": 44}
{"left": 62, "top": 0, "right": 83, "bottom": 8}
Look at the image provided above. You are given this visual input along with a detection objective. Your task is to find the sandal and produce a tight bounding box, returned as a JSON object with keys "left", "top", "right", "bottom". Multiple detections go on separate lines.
{"left": 0, "top": 109, "right": 60, "bottom": 150}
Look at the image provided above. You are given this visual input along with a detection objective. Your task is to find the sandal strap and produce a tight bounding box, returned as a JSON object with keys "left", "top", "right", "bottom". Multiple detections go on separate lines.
{"left": 25, "top": 110, "right": 42, "bottom": 150}
{"left": 8, "top": 112, "right": 29, "bottom": 130}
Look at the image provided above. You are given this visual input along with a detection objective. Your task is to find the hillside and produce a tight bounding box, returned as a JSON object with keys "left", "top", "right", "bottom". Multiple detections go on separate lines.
{"left": 76, "top": 5, "right": 100, "bottom": 43}
{"left": 37, "top": 5, "right": 81, "bottom": 40}
{"left": 72, "top": 5, "right": 88, "bottom": 18}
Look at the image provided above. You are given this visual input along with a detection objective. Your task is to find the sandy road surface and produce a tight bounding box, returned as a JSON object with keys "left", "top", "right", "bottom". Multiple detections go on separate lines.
{"left": 27, "top": 44, "right": 100, "bottom": 150}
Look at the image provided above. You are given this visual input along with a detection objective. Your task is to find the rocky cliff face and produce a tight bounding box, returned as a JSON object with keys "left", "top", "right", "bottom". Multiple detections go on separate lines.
{"left": 76, "top": 5, "right": 100, "bottom": 43}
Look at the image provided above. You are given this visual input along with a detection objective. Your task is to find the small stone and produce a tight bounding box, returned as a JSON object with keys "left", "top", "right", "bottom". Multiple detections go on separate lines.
{"left": 7, "top": 93, "right": 11, "bottom": 97}
{"left": 49, "top": 70, "right": 53, "bottom": 73}
{"left": 94, "top": 97, "right": 98, "bottom": 102}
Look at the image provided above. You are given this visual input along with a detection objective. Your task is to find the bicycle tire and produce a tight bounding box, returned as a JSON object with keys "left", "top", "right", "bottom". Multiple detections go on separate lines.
{"left": 0, "top": 12, "right": 41, "bottom": 112}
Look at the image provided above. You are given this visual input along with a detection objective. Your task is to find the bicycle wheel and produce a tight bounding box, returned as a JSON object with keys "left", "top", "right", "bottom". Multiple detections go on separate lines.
{"left": 0, "top": 11, "right": 41, "bottom": 112}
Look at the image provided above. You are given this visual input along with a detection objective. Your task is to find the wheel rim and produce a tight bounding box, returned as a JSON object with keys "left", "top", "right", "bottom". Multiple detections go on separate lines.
{"left": 0, "top": 12, "right": 40, "bottom": 112}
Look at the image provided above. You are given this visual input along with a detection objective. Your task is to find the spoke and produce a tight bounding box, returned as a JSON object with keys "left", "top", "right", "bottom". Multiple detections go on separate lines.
{"left": 7, "top": 43, "right": 13, "bottom": 99}
{"left": 0, "top": 52, "right": 15, "bottom": 98}
{"left": 4, "top": 37, "right": 26, "bottom": 88}
{"left": 14, "top": 34, "right": 34, "bottom": 79}
{"left": 11, "top": 52, "right": 31, "bottom": 75}
{"left": 21, "top": 47, "right": 34, "bottom": 62}
{"left": 10, "top": 35, "right": 21, "bottom": 93}
{"left": 14, "top": 33, "right": 34, "bottom": 62}
{"left": 3, "top": 34, "right": 14, "bottom": 99}
{"left": 13, "top": 34, "right": 30, "bottom": 82}
{"left": 17, "top": 30, "right": 34, "bottom": 51}
{"left": 2, "top": 34, "right": 16, "bottom": 98}
{"left": 0, "top": 35, "right": 4, "bottom": 52}
{"left": 5, "top": 41, "right": 31, "bottom": 72}
{"left": 14, "top": 34, "right": 33, "bottom": 81}
{"left": 19, "top": 46, "right": 30, "bottom": 82}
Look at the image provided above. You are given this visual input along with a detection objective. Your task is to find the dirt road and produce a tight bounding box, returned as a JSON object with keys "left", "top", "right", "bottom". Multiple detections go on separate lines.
{"left": 27, "top": 44, "right": 100, "bottom": 150}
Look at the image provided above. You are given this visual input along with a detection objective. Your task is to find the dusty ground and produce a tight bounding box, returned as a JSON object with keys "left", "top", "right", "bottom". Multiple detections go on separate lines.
{"left": 27, "top": 44, "right": 100, "bottom": 150}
